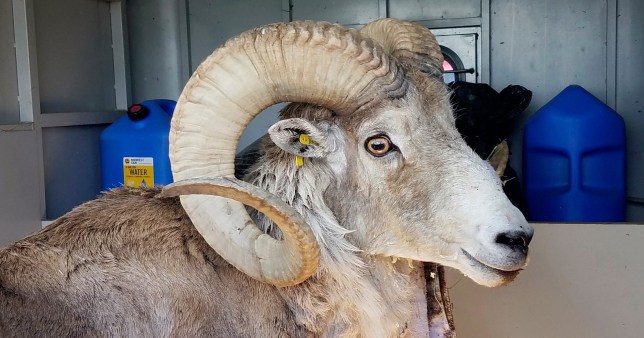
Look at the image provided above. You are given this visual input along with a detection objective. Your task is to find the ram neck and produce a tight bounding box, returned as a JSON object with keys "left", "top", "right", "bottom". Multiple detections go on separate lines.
{"left": 244, "top": 158, "right": 422, "bottom": 337}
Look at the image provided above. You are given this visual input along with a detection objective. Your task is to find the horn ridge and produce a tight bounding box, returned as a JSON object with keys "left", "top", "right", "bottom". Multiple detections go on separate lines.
{"left": 360, "top": 18, "right": 444, "bottom": 77}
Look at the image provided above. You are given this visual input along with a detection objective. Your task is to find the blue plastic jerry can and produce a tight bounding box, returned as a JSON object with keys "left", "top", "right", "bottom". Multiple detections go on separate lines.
{"left": 100, "top": 99, "right": 176, "bottom": 190}
{"left": 523, "top": 85, "right": 626, "bottom": 222}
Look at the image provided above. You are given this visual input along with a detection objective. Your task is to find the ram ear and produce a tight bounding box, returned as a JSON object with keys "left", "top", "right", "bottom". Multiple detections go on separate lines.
{"left": 487, "top": 141, "right": 509, "bottom": 177}
{"left": 268, "top": 118, "right": 331, "bottom": 158}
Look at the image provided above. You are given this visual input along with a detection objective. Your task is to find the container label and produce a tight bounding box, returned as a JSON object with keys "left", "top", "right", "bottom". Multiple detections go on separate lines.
{"left": 123, "top": 157, "right": 154, "bottom": 188}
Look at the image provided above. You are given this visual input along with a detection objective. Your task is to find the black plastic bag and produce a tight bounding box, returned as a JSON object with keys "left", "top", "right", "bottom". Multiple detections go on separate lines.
{"left": 450, "top": 82, "right": 532, "bottom": 157}
{"left": 449, "top": 81, "right": 532, "bottom": 214}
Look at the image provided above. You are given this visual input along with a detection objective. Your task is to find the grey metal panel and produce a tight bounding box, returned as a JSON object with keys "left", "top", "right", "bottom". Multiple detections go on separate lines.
{"left": 606, "top": 0, "right": 617, "bottom": 109}
{"left": 13, "top": 0, "right": 41, "bottom": 124}
{"left": 480, "top": 0, "right": 490, "bottom": 84}
{"left": 0, "top": 130, "right": 42, "bottom": 246}
{"left": 389, "top": 0, "right": 481, "bottom": 21}
{"left": 448, "top": 223, "right": 644, "bottom": 338}
{"left": 110, "top": 1, "right": 131, "bottom": 110}
{"left": 291, "top": 0, "right": 380, "bottom": 25}
{"left": 491, "top": 0, "right": 608, "bottom": 105}
{"left": 188, "top": 0, "right": 284, "bottom": 69}
{"left": 627, "top": 204, "right": 644, "bottom": 221}
{"left": 42, "top": 125, "right": 106, "bottom": 220}
{"left": 617, "top": 0, "right": 644, "bottom": 202}
{"left": 490, "top": 0, "right": 608, "bottom": 188}
{"left": 0, "top": 1, "right": 19, "bottom": 124}
{"left": 34, "top": 0, "right": 116, "bottom": 113}
{"left": 127, "top": 0, "right": 188, "bottom": 103}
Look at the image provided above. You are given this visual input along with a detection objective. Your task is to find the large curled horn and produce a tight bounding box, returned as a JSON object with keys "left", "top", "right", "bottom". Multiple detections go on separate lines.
{"left": 359, "top": 18, "right": 444, "bottom": 77}
{"left": 164, "top": 21, "right": 407, "bottom": 287}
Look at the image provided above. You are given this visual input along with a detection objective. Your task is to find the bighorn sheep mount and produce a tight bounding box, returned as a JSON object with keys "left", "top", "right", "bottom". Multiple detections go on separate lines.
{"left": 0, "top": 19, "right": 533, "bottom": 337}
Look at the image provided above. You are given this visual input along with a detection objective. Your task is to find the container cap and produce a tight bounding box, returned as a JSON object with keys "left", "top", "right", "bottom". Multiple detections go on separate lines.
{"left": 127, "top": 104, "right": 150, "bottom": 121}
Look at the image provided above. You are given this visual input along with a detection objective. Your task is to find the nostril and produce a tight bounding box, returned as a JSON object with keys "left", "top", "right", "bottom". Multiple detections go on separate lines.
{"left": 496, "top": 232, "right": 532, "bottom": 253}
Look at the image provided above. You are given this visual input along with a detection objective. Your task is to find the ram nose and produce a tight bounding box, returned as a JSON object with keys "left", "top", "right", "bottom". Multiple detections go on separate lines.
{"left": 485, "top": 220, "right": 534, "bottom": 271}
{"left": 495, "top": 229, "right": 533, "bottom": 255}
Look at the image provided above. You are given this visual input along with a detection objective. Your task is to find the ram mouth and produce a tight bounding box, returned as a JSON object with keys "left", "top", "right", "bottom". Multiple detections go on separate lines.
{"left": 461, "top": 249, "right": 522, "bottom": 279}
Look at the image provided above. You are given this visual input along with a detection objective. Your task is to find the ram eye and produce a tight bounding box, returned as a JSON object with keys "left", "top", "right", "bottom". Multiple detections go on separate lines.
{"left": 365, "top": 135, "right": 394, "bottom": 157}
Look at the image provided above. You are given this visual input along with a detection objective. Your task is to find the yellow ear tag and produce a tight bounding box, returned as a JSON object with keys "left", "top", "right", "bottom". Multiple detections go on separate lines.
{"left": 299, "top": 134, "right": 311, "bottom": 145}
{"left": 295, "top": 134, "right": 310, "bottom": 167}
